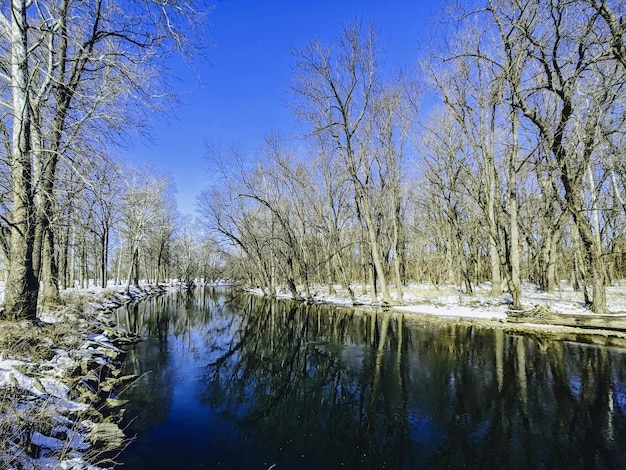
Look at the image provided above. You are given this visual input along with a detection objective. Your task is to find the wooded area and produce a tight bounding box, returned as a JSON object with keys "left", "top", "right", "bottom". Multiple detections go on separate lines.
{"left": 0, "top": 0, "right": 625, "bottom": 320}
{"left": 0, "top": 0, "right": 214, "bottom": 320}
{"left": 200, "top": 0, "right": 626, "bottom": 313}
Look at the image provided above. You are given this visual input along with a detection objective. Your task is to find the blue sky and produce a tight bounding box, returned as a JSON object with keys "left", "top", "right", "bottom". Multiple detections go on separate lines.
{"left": 128, "top": 0, "right": 442, "bottom": 214}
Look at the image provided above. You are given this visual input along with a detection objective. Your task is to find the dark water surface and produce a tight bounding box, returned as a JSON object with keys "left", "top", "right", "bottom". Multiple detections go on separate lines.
{"left": 116, "top": 287, "right": 626, "bottom": 469}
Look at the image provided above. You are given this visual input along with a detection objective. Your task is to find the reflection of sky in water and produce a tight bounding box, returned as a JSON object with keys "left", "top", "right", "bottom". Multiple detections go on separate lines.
{"left": 569, "top": 376, "right": 583, "bottom": 397}
{"left": 408, "top": 412, "right": 441, "bottom": 443}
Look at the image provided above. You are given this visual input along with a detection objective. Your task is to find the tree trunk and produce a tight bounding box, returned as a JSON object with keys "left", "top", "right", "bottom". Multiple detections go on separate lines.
{"left": 486, "top": 113, "right": 503, "bottom": 297}
{"left": 40, "top": 228, "right": 60, "bottom": 305}
{"left": 392, "top": 239, "right": 403, "bottom": 303}
{"left": 69, "top": 225, "right": 77, "bottom": 288}
{"left": 126, "top": 245, "right": 138, "bottom": 292}
{"left": 132, "top": 246, "right": 140, "bottom": 287}
{"left": 80, "top": 231, "right": 88, "bottom": 289}
{"left": 38, "top": 149, "right": 61, "bottom": 304}
{"left": 508, "top": 109, "right": 522, "bottom": 310}
{"left": 561, "top": 167, "right": 607, "bottom": 313}
{"left": 540, "top": 235, "right": 555, "bottom": 293}
{"left": 356, "top": 186, "right": 393, "bottom": 305}
{"left": 100, "top": 227, "right": 109, "bottom": 288}
{"left": 391, "top": 190, "right": 404, "bottom": 303}
{"left": 155, "top": 241, "right": 164, "bottom": 285}
{"left": 4, "top": 0, "right": 39, "bottom": 320}
{"left": 58, "top": 225, "right": 68, "bottom": 291}
{"left": 367, "top": 258, "right": 377, "bottom": 304}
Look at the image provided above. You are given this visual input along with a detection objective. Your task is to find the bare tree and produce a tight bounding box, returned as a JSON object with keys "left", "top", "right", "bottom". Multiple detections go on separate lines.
{"left": 200, "top": 181, "right": 278, "bottom": 295}
{"left": 418, "top": 107, "right": 481, "bottom": 294}
{"left": 426, "top": 54, "right": 507, "bottom": 298}
{"left": 585, "top": 0, "right": 626, "bottom": 69}
{"left": 488, "top": 0, "right": 623, "bottom": 312}
{"left": 291, "top": 20, "right": 394, "bottom": 305}
{"left": 311, "top": 137, "right": 358, "bottom": 302}
{"left": 172, "top": 214, "right": 200, "bottom": 286}
{"left": 0, "top": 0, "right": 207, "bottom": 319}
{"left": 119, "top": 166, "right": 176, "bottom": 292}
{"left": 371, "top": 83, "right": 411, "bottom": 302}
{"left": 84, "top": 156, "right": 122, "bottom": 289}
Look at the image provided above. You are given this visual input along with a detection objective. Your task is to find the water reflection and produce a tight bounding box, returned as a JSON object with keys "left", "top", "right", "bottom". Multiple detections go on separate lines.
{"left": 118, "top": 288, "right": 626, "bottom": 469}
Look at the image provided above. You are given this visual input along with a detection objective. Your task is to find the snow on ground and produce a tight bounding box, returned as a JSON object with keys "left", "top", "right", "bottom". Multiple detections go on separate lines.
{"left": 257, "top": 280, "right": 626, "bottom": 320}
{"left": 394, "top": 303, "right": 509, "bottom": 320}
{"left": 394, "top": 281, "right": 626, "bottom": 319}
{"left": 0, "top": 350, "right": 103, "bottom": 469}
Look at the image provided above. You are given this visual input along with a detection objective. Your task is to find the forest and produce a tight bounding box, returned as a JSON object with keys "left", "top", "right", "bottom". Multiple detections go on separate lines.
{"left": 200, "top": 0, "right": 626, "bottom": 314}
{"left": 0, "top": 0, "right": 215, "bottom": 320}
{"left": 1, "top": 0, "right": 625, "bottom": 321}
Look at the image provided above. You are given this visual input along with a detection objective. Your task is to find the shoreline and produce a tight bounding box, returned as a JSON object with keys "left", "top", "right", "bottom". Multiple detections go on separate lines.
{"left": 0, "top": 284, "right": 178, "bottom": 469}
{"left": 242, "top": 282, "right": 626, "bottom": 341}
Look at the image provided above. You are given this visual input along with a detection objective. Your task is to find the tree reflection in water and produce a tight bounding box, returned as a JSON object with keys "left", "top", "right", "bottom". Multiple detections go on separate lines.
{"left": 118, "top": 288, "right": 626, "bottom": 469}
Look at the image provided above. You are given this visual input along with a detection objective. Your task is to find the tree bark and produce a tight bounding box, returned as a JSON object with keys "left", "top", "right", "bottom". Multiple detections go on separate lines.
{"left": 4, "top": 0, "right": 39, "bottom": 320}
{"left": 100, "top": 227, "right": 109, "bottom": 289}
{"left": 507, "top": 108, "right": 522, "bottom": 310}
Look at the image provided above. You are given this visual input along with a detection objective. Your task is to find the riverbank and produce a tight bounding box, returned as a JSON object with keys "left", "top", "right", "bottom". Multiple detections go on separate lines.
{"left": 246, "top": 281, "right": 626, "bottom": 339}
{"left": 0, "top": 284, "right": 171, "bottom": 469}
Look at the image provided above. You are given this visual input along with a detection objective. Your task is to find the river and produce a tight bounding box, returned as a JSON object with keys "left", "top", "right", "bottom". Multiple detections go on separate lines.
{"left": 115, "top": 287, "right": 626, "bottom": 469}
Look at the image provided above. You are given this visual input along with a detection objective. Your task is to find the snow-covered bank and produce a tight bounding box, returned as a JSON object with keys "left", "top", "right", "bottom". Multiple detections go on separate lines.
{"left": 247, "top": 281, "right": 626, "bottom": 333}
{"left": 0, "top": 284, "right": 169, "bottom": 469}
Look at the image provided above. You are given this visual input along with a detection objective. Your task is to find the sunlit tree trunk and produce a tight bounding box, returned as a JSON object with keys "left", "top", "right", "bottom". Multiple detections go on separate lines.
{"left": 100, "top": 227, "right": 109, "bottom": 289}
{"left": 507, "top": 108, "right": 522, "bottom": 309}
{"left": 486, "top": 111, "right": 503, "bottom": 297}
{"left": 4, "top": 0, "right": 39, "bottom": 320}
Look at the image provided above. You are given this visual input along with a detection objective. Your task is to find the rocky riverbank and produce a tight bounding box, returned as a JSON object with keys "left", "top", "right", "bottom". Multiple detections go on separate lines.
{"left": 0, "top": 285, "right": 167, "bottom": 469}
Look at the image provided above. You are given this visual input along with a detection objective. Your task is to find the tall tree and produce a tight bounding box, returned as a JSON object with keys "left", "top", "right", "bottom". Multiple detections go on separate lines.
{"left": 487, "top": 0, "right": 623, "bottom": 312}
{"left": 426, "top": 55, "right": 507, "bottom": 298}
{"left": 372, "top": 84, "right": 410, "bottom": 302}
{"left": 0, "top": 0, "right": 207, "bottom": 319}
{"left": 3, "top": 1, "right": 39, "bottom": 319}
{"left": 119, "top": 166, "right": 175, "bottom": 292}
{"left": 84, "top": 156, "right": 122, "bottom": 289}
{"left": 291, "top": 20, "right": 394, "bottom": 305}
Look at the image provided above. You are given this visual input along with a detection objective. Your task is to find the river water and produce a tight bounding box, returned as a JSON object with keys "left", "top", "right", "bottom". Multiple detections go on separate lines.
{"left": 115, "top": 287, "right": 626, "bottom": 469}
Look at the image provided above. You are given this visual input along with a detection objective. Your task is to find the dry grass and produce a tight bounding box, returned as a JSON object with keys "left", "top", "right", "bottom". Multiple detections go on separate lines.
{"left": 0, "top": 319, "right": 89, "bottom": 364}
{"left": 0, "top": 388, "right": 76, "bottom": 467}
{"left": 0, "top": 290, "right": 130, "bottom": 468}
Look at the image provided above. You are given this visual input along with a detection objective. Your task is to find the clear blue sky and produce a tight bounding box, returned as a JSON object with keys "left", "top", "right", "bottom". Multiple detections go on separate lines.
{"left": 128, "top": 0, "right": 442, "bottom": 214}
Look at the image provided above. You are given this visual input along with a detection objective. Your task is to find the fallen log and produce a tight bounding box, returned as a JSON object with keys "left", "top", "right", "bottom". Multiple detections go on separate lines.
{"left": 507, "top": 305, "right": 626, "bottom": 332}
